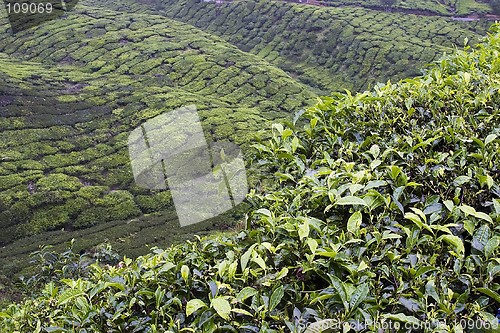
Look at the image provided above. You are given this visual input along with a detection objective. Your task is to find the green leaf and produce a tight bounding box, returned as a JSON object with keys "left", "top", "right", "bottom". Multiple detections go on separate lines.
{"left": 292, "top": 136, "right": 299, "bottom": 153}
{"left": 369, "top": 144, "right": 380, "bottom": 158}
{"left": 251, "top": 252, "right": 266, "bottom": 270}
{"left": 335, "top": 196, "right": 368, "bottom": 206}
{"left": 399, "top": 297, "right": 421, "bottom": 312}
{"left": 476, "top": 288, "right": 500, "bottom": 303}
{"left": 453, "top": 175, "right": 471, "bottom": 186}
{"left": 298, "top": 219, "right": 310, "bottom": 240}
{"left": 404, "top": 212, "right": 424, "bottom": 229}
{"left": 414, "top": 266, "right": 437, "bottom": 278}
{"left": 211, "top": 297, "right": 231, "bottom": 320}
{"left": 487, "top": 263, "right": 500, "bottom": 279}
{"left": 383, "top": 313, "right": 421, "bottom": 325}
{"left": 186, "top": 299, "right": 207, "bottom": 316}
{"left": 472, "top": 137, "right": 485, "bottom": 149}
{"left": 364, "top": 180, "right": 387, "bottom": 190}
{"left": 329, "top": 275, "right": 348, "bottom": 311}
{"left": 105, "top": 282, "right": 126, "bottom": 291}
{"left": 255, "top": 208, "right": 272, "bottom": 217}
{"left": 155, "top": 287, "right": 165, "bottom": 309}
{"left": 357, "top": 261, "right": 369, "bottom": 271}
{"left": 231, "top": 308, "right": 253, "bottom": 317}
{"left": 317, "top": 251, "right": 337, "bottom": 258}
{"left": 58, "top": 288, "right": 85, "bottom": 305}
{"left": 425, "top": 280, "right": 440, "bottom": 302}
{"left": 410, "top": 207, "right": 426, "bottom": 223}
{"left": 158, "top": 262, "right": 175, "bottom": 274}
{"left": 269, "top": 285, "right": 284, "bottom": 311}
{"left": 459, "top": 204, "right": 476, "bottom": 216}
{"left": 181, "top": 265, "right": 190, "bottom": 282}
{"left": 388, "top": 165, "right": 402, "bottom": 180}
{"left": 484, "top": 236, "right": 500, "bottom": 258}
{"left": 463, "top": 219, "right": 475, "bottom": 235}
{"left": 485, "top": 134, "right": 497, "bottom": 145}
{"left": 370, "top": 159, "right": 382, "bottom": 170}
{"left": 382, "top": 231, "right": 402, "bottom": 240}
{"left": 347, "top": 211, "right": 363, "bottom": 235}
{"left": 485, "top": 174, "right": 494, "bottom": 189}
{"left": 473, "top": 211, "right": 493, "bottom": 223}
{"left": 349, "top": 283, "right": 369, "bottom": 312}
{"left": 307, "top": 238, "right": 318, "bottom": 254}
{"left": 493, "top": 199, "right": 500, "bottom": 215}
{"left": 438, "top": 235, "right": 464, "bottom": 257}
{"left": 349, "top": 183, "right": 364, "bottom": 195}
{"left": 44, "top": 327, "right": 66, "bottom": 333}
{"left": 282, "top": 128, "right": 293, "bottom": 139}
{"left": 272, "top": 123, "right": 283, "bottom": 134}
{"left": 443, "top": 200, "right": 454, "bottom": 212}
{"left": 472, "top": 225, "right": 491, "bottom": 252}
{"left": 275, "top": 267, "right": 289, "bottom": 280}
{"left": 241, "top": 244, "right": 256, "bottom": 271}
{"left": 460, "top": 205, "right": 492, "bottom": 222}
{"left": 236, "top": 287, "right": 258, "bottom": 302}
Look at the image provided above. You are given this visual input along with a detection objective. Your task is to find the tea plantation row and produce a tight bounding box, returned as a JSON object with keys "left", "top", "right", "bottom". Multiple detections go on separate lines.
{"left": 151, "top": 0, "right": 490, "bottom": 93}
{"left": 0, "top": 7, "right": 315, "bottom": 245}
{"left": 317, "top": 0, "right": 493, "bottom": 16}
{"left": 1, "top": 22, "right": 499, "bottom": 333}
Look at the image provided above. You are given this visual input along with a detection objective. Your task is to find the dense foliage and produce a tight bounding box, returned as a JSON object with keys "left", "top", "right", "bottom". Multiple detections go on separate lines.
{"left": 0, "top": 6, "right": 314, "bottom": 250}
{"left": 1, "top": 22, "right": 499, "bottom": 333}
{"left": 1, "top": 0, "right": 491, "bottom": 275}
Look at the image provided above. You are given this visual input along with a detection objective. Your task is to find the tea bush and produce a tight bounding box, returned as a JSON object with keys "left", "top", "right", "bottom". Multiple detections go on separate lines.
{"left": 1, "top": 22, "right": 499, "bottom": 333}
{"left": 151, "top": 0, "right": 490, "bottom": 93}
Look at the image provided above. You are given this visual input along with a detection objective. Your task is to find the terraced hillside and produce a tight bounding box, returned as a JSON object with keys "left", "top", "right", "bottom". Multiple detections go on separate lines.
{"left": 317, "top": 0, "right": 494, "bottom": 16}
{"left": 0, "top": 0, "right": 492, "bottom": 275}
{"left": 142, "top": 0, "right": 490, "bottom": 93}
{"left": 0, "top": 6, "right": 316, "bottom": 250}
{"left": 1, "top": 22, "right": 499, "bottom": 333}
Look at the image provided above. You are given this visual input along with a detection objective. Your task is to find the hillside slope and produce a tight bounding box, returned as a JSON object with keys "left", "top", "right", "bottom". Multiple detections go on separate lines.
{"left": 1, "top": 22, "right": 498, "bottom": 333}
{"left": 137, "top": 0, "right": 491, "bottom": 93}
{"left": 0, "top": 6, "right": 316, "bottom": 247}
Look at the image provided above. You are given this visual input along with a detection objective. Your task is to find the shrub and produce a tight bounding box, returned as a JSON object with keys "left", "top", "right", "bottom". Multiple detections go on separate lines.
{"left": 36, "top": 174, "right": 82, "bottom": 193}
{"left": 491, "top": 0, "right": 500, "bottom": 14}
{"left": 135, "top": 192, "right": 173, "bottom": 213}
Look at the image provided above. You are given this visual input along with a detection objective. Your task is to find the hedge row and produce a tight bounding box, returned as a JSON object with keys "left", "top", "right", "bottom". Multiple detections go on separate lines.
{"left": 0, "top": 6, "right": 315, "bottom": 242}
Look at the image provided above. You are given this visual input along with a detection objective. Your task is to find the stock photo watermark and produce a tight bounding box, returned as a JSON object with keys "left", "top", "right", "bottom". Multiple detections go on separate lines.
{"left": 3, "top": 0, "right": 78, "bottom": 32}
{"left": 128, "top": 105, "right": 248, "bottom": 227}
{"left": 301, "top": 317, "right": 500, "bottom": 332}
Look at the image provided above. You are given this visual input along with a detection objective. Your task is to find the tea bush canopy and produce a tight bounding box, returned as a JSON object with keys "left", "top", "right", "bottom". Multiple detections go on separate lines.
{"left": 1, "top": 22, "right": 499, "bottom": 333}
